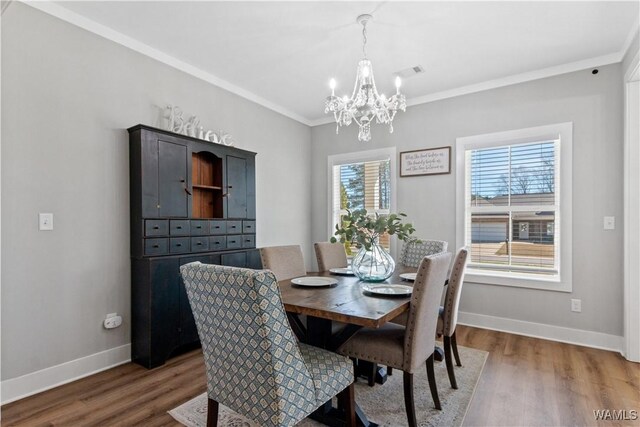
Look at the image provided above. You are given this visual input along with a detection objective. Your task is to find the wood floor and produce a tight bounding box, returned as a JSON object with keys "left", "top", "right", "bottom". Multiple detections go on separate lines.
{"left": 2, "top": 326, "right": 639, "bottom": 426}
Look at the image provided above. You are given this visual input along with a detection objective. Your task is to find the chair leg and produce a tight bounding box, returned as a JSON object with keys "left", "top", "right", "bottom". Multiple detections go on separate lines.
{"left": 338, "top": 383, "right": 356, "bottom": 427}
{"left": 207, "top": 398, "right": 219, "bottom": 427}
{"left": 444, "top": 336, "right": 458, "bottom": 389}
{"left": 426, "top": 355, "right": 442, "bottom": 410}
{"left": 403, "top": 372, "right": 417, "bottom": 427}
{"left": 451, "top": 331, "right": 462, "bottom": 367}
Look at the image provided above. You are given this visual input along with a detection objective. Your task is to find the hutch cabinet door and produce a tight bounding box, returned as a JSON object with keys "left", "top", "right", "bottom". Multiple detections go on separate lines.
{"left": 247, "top": 249, "right": 262, "bottom": 269}
{"left": 178, "top": 255, "right": 219, "bottom": 346}
{"left": 221, "top": 251, "right": 247, "bottom": 267}
{"left": 144, "top": 258, "right": 181, "bottom": 368}
{"left": 158, "top": 140, "right": 189, "bottom": 218}
{"left": 226, "top": 155, "right": 247, "bottom": 218}
{"left": 140, "top": 136, "right": 160, "bottom": 218}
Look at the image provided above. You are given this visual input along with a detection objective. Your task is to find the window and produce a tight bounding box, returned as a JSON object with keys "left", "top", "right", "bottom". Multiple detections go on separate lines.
{"left": 328, "top": 148, "right": 396, "bottom": 254}
{"left": 456, "top": 123, "right": 572, "bottom": 291}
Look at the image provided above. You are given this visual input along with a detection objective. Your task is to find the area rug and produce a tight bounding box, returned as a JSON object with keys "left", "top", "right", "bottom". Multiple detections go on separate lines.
{"left": 169, "top": 344, "right": 487, "bottom": 427}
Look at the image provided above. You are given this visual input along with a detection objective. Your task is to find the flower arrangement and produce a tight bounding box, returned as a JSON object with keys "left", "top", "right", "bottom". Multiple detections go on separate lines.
{"left": 330, "top": 209, "right": 417, "bottom": 251}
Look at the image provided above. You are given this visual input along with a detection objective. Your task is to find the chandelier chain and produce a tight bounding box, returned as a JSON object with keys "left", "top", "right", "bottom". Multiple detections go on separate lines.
{"left": 362, "top": 21, "right": 368, "bottom": 58}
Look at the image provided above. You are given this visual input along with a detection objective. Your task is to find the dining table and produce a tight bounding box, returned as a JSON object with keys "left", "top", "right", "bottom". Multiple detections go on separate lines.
{"left": 278, "top": 266, "right": 419, "bottom": 427}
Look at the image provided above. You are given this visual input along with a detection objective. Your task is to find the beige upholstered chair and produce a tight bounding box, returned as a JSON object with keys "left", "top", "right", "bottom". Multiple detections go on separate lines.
{"left": 437, "top": 248, "right": 469, "bottom": 389}
{"left": 260, "top": 245, "right": 309, "bottom": 338}
{"left": 259, "top": 245, "right": 306, "bottom": 281}
{"left": 338, "top": 252, "right": 452, "bottom": 427}
{"left": 181, "top": 262, "right": 356, "bottom": 427}
{"left": 314, "top": 242, "right": 348, "bottom": 271}
{"left": 399, "top": 239, "right": 448, "bottom": 267}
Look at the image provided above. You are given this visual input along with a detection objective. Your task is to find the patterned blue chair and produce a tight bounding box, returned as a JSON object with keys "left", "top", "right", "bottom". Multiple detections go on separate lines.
{"left": 180, "top": 262, "right": 355, "bottom": 427}
{"left": 399, "top": 239, "right": 449, "bottom": 268}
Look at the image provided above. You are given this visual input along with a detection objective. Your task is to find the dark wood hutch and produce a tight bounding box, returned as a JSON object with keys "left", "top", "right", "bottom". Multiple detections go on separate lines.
{"left": 128, "top": 124, "right": 261, "bottom": 369}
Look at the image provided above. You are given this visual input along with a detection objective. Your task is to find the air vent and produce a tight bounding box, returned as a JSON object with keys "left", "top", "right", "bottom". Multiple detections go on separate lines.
{"left": 395, "top": 65, "right": 425, "bottom": 79}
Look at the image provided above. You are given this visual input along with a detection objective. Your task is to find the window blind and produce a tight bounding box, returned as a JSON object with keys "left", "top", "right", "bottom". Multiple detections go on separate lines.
{"left": 465, "top": 140, "right": 559, "bottom": 276}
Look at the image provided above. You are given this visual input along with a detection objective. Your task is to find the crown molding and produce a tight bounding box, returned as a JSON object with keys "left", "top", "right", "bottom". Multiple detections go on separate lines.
{"left": 21, "top": 0, "right": 313, "bottom": 127}
{"left": 310, "top": 52, "right": 623, "bottom": 127}
{"left": 21, "top": 1, "right": 638, "bottom": 129}
{"left": 621, "top": 14, "right": 640, "bottom": 60}
{"left": 405, "top": 52, "right": 622, "bottom": 107}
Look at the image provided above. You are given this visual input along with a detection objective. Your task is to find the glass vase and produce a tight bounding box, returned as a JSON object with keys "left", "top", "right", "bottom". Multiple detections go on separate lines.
{"left": 352, "top": 240, "right": 396, "bottom": 282}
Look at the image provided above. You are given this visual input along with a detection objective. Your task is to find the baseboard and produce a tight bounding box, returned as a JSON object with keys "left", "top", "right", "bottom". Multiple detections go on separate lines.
{"left": 1, "top": 344, "right": 131, "bottom": 405}
{"left": 0, "top": 316, "right": 625, "bottom": 405}
{"left": 458, "top": 311, "right": 624, "bottom": 353}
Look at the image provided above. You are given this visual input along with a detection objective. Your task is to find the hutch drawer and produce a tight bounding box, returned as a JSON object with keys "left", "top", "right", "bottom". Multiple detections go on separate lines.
{"left": 145, "top": 220, "right": 168, "bottom": 237}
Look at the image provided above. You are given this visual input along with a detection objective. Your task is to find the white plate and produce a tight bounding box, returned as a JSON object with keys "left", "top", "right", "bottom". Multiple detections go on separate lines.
{"left": 362, "top": 284, "right": 413, "bottom": 296}
{"left": 329, "top": 267, "right": 354, "bottom": 275}
{"left": 291, "top": 277, "right": 338, "bottom": 287}
{"left": 400, "top": 273, "right": 417, "bottom": 281}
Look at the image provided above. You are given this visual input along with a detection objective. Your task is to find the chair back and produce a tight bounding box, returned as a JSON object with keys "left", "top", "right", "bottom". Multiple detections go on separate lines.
{"left": 180, "top": 262, "right": 317, "bottom": 426}
{"left": 314, "top": 242, "right": 348, "bottom": 271}
{"left": 402, "top": 252, "right": 452, "bottom": 373}
{"left": 260, "top": 245, "right": 306, "bottom": 281}
{"left": 442, "top": 248, "right": 469, "bottom": 337}
{"left": 400, "top": 239, "right": 448, "bottom": 268}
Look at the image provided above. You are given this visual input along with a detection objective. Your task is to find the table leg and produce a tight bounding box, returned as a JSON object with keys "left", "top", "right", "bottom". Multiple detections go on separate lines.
{"left": 354, "top": 361, "right": 388, "bottom": 386}
{"left": 287, "top": 313, "right": 307, "bottom": 342}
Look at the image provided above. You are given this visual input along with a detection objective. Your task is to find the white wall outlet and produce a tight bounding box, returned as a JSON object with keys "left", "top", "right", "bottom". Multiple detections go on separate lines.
{"left": 39, "top": 213, "right": 54, "bottom": 231}
{"left": 571, "top": 299, "right": 582, "bottom": 313}
{"left": 604, "top": 216, "right": 615, "bottom": 230}
{"left": 104, "top": 313, "right": 123, "bottom": 329}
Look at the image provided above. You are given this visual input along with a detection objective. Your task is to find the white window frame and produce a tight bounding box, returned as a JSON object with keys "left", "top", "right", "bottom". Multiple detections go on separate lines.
{"left": 328, "top": 147, "right": 397, "bottom": 257}
{"left": 456, "top": 123, "right": 573, "bottom": 292}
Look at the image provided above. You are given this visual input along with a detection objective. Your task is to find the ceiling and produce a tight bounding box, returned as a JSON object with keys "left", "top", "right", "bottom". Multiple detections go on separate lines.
{"left": 48, "top": 1, "right": 639, "bottom": 125}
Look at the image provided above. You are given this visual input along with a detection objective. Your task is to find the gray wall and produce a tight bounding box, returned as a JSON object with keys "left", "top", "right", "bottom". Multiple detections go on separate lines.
{"left": 1, "top": 3, "right": 311, "bottom": 380}
{"left": 312, "top": 64, "right": 624, "bottom": 336}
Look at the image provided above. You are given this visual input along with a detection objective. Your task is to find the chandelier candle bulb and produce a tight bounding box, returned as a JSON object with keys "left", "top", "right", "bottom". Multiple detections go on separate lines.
{"left": 395, "top": 76, "right": 402, "bottom": 93}
{"left": 329, "top": 78, "right": 336, "bottom": 96}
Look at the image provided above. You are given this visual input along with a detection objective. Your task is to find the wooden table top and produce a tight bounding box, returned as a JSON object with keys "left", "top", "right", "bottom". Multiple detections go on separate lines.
{"left": 279, "top": 267, "right": 417, "bottom": 329}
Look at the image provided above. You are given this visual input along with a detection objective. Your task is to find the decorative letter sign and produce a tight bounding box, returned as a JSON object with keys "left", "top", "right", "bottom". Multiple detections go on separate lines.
{"left": 400, "top": 147, "right": 451, "bottom": 177}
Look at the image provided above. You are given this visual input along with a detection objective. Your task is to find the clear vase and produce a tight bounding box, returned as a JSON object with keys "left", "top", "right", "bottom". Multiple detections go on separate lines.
{"left": 352, "top": 240, "right": 396, "bottom": 282}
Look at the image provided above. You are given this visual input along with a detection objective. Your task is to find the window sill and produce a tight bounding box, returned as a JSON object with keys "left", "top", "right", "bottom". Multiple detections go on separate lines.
{"left": 465, "top": 270, "right": 572, "bottom": 292}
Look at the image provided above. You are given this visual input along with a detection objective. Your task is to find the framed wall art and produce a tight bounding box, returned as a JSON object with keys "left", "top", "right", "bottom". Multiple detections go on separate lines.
{"left": 400, "top": 146, "right": 451, "bottom": 177}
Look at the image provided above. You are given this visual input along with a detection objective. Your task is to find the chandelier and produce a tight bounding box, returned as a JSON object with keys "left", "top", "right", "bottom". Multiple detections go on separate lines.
{"left": 324, "top": 14, "right": 406, "bottom": 142}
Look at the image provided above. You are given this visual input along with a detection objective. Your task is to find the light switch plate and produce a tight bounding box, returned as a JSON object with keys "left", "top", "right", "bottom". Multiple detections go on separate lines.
{"left": 571, "top": 299, "right": 582, "bottom": 313}
{"left": 604, "top": 216, "right": 615, "bottom": 230}
{"left": 39, "top": 213, "right": 54, "bottom": 231}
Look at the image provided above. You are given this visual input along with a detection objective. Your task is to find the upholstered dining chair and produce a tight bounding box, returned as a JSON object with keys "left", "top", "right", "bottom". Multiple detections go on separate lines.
{"left": 399, "top": 239, "right": 448, "bottom": 267}
{"left": 337, "top": 252, "right": 452, "bottom": 427}
{"left": 180, "top": 262, "right": 356, "bottom": 427}
{"left": 437, "top": 248, "right": 469, "bottom": 389}
{"left": 314, "top": 242, "right": 348, "bottom": 271}
{"left": 259, "top": 245, "right": 306, "bottom": 280}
